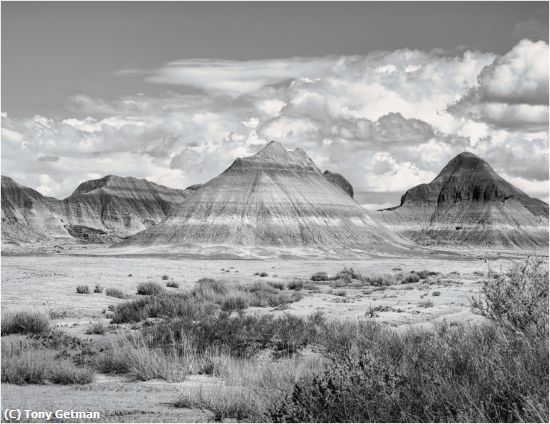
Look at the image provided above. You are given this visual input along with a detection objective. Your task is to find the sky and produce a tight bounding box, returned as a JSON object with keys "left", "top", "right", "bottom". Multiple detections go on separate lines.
{"left": 2, "top": 1, "right": 549, "bottom": 208}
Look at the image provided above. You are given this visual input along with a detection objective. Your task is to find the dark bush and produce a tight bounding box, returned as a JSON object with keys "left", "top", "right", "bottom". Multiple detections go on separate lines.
{"left": 136, "top": 282, "right": 165, "bottom": 296}
{"left": 76, "top": 285, "right": 90, "bottom": 294}
{"left": 311, "top": 272, "right": 329, "bottom": 282}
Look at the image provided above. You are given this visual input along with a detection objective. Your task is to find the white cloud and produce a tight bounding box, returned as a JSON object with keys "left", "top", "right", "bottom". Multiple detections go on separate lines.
{"left": 1, "top": 44, "right": 547, "bottom": 203}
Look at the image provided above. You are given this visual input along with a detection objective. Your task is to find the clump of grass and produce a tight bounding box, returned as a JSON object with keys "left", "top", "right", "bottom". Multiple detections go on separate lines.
{"left": 76, "top": 285, "right": 90, "bottom": 294}
{"left": 221, "top": 293, "right": 250, "bottom": 312}
{"left": 1, "top": 310, "right": 50, "bottom": 335}
{"left": 287, "top": 281, "right": 304, "bottom": 291}
{"left": 311, "top": 272, "right": 329, "bottom": 282}
{"left": 161, "top": 274, "right": 170, "bottom": 280}
{"left": 137, "top": 282, "right": 165, "bottom": 296}
{"left": 93, "top": 284, "right": 104, "bottom": 293}
{"left": 1, "top": 339, "right": 94, "bottom": 385}
{"left": 268, "top": 281, "right": 285, "bottom": 290}
{"left": 432, "top": 291, "right": 441, "bottom": 296}
{"left": 105, "top": 288, "right": 126, "bottom": 299}
{"left": 85, "top": 321, "right": 106, "bottom": 335}
{"left": 333, "top": 290, "right": 347, "bottom": 297}
{"left": 418, "top": 299, "right": 434, "bottom": 308}
{"left": 166, "top": 281, "right": 179, "bottom": 288}
{"left": 96, "top": 334, "right": 216, "bottom": 382}
{"left": 49, "top": 361, "right": 95, "bottom": 384}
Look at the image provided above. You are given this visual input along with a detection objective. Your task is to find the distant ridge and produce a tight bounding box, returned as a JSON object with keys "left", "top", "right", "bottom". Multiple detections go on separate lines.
{"left": 376, "top": 152, "right": 549, "bottom": 247}
{"left": 119, "top": 141, "right": 405, "bottom": 252}
{"left": 1, "top": 175, "right": 191, "bottom": 246}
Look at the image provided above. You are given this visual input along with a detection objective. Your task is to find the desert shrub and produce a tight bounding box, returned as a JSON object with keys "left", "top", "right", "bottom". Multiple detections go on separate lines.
{"left": 85, "top": 321, "right": 106, "bottom": 335}
{"left": 112, "top": 292, "right": 217, "bottom": 323}
{"left": 221, "top": 293, "right": 250, "bottom": 312}
{"left": 432, "top": 291, "right": 441, "bottom": 296}
{"left": 334, "top": 290, "right": 346, "bottom": 297}
{"left": 270, "top": 320, "right": 549, "bottom": 423}
{"left": 166, "top": 281, "right": 179, "bottom": 288}
{"left": 76, "top": 285, "right": 90, "bottom": 294}
{"left": 96, "top": 334, "right": 217, "bottom": 381}
{"left": 93, "top": 284, "right": 104, "bottom": 293}
{"left": 471, "top": 257, "right": 548, "bottom": 335}
{"left": 144, "top": 312, "right": 326, "bottom": 359}
{"left": 473, "top": 270, "right": 484, "bottom": 277}
{"left": 1, "top": 339, "right": 94, "bottom": 385}
{"left": 311, "top": 272, "right": 329, "bottom": 282}
{"left": 48, "top": 360, "right": 95, "bottom": 384}
{"left": 136, "top": 282, "right": 165, "bottom": 296}
{"left": 287, "top": 281, "right": 303, "bottom": 291}
{"left": 268, "top": 281, "right": 286, "bottom": 290}
{"left": 334, "top": 267, "right": 362, "bottom": 282}
{"left": 1, "top": 310, "right": 50, "bottom": 335}
{"left": 363, "top": 274, "right": 395, "bottom": 286}
{"left": 418, "top": 299, "right": 434, "bottom": 308}
{"left": 105, "top": 288, "right": 126, "bottom": 299}
{"left": 161, "top": 274, "right": 170, "bottom": 280}
{"left": 399, "top": 272, "right": 421, "bottom": 284}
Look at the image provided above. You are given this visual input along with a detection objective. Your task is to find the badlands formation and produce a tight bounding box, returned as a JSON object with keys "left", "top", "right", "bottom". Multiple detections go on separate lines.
{"left": 120, "top": 141, "right": 404, "bottom": 252}
{"left": 376, "top": 152, "right": 549, "bottom": 248}
{"left": 1, "top": 175, "right": 190, "bottom": 246}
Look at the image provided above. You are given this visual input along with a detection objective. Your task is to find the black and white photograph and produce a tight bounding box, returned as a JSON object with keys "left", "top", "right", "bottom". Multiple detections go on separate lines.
{"left": 1, "top": 1, "right": 548, "bottom": 422}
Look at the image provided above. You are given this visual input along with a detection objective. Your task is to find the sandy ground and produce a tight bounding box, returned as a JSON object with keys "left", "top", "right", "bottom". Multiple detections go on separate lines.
{"left": 1, "top": 250, "right": 547, "bottom": 422}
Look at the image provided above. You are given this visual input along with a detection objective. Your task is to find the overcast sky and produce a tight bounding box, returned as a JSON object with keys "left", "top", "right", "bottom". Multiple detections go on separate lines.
{"left": 2, "top": 1, "right": 548, "bottom": 207}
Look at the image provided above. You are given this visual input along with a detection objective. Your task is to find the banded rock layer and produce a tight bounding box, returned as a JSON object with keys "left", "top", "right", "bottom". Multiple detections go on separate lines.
{"left": 1, "top": 175, "right": 190, "bottom": 245}
{"left": 121, "top": 141, "right": 404, "bottom": 251}
{"left": 376, "top": 152, "right": 548, "bottom": 248}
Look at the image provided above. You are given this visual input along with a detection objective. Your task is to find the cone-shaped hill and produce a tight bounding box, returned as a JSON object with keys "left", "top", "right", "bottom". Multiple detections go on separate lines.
{"left": 119, "top": 141, "right": 404, "bottom": 252}
{"left": 1, "top": 175, "right": 191, "bottom": 246}
{"left": 376, "top": 152, "right": 549, "bottom": 248}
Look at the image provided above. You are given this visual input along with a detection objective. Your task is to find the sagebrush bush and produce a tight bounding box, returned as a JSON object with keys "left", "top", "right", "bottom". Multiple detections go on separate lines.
{"left": 269, "top": 321, "right": 548, "bottom": 423}
{"left": 93, "top": 284, "right": 104, "bottom": 293}
{"left": 1, "top": 310, "right": 50, "bottom": 335}
{"left": 85, "top": 321, "right": 106, "bottom": 335}
{"left": 105, "top": 288, "right": 126, "bottom": 299}
{"left": 137, "top": 282, "right": 165, "bottom": 295}
{"left": 311, "top": 272, "right": 329, "bottom": 282}
{"left": 418, "top": 299, "right": 434, "bottom": 308}
{"left": 166, "top": 281, "right": 179, "bottom": 288}
{"left": 472, "top": 257, "right": 548, "bottom": 335}
{"left": 76, "top": 285, "right": 90, "bottom": 294}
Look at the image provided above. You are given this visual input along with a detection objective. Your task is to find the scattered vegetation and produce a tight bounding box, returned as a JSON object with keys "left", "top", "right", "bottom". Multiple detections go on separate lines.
{"left": 1, "top": 310, "right": 50, "bottom": 336}
{"left": 105, "top": 288, "right": 126, "bottom": 299}
{"left": 311, "top": 272, "right": 329, "bottom": 282}
{"left": 418, "top": 299, "right": 434, "bottom": 308}
{"left": 85, "top": 321, "right": 106, "bottom": 335}
{"left": 1, "top": 339, "right": 94, "bottom": 385}
{"left": 76, "top": 285, "right": 91, "bottom": 294}
{"left": 136, "top": 282, "right": 165, "bottom": 296}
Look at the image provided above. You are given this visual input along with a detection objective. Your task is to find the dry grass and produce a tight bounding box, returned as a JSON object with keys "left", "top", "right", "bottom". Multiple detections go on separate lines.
{"left": 1, "top": 309, "right": 50, "bottom": 336}
{"left": 1, "top": 339, "right": 94, "bottom": 385}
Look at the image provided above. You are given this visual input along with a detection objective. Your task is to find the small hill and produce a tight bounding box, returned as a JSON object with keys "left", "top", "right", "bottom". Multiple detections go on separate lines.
{"left": 120, "top": 141, "right": 404, "bottom": 252}
{"left": 376, "top": 152, "right": 548, "bottom": 247}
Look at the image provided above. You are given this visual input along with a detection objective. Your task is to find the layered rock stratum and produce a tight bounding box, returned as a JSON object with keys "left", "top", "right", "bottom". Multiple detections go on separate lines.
{"left": 120, "top": 141, "right": 404, "bottom": 252}
{"left": 376, "top": 152, "right": 549, "bottom": 248}
{"left": 1, "top": 175, "right": 190, "bottom": 246}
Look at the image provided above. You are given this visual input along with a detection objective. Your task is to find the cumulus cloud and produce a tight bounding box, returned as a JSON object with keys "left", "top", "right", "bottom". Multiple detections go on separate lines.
{"left": 1, "top": 43, "right": 547, "bottom": 202}
{"left": 449, "top": 40, "right": 549, "bottom": 131}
